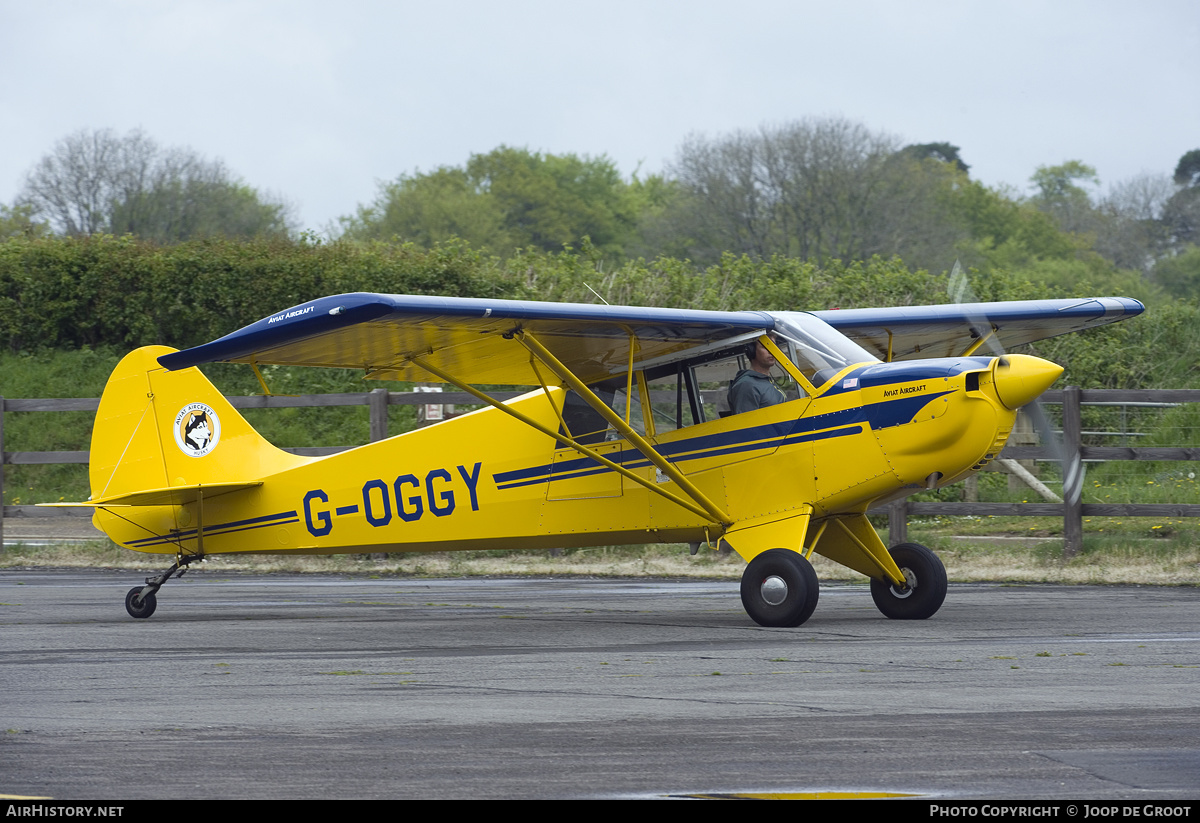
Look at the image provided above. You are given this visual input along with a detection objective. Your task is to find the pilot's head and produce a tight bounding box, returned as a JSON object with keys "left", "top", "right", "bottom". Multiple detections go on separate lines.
{"left": 747, "top": 336, "right": 779, "bottom": 373}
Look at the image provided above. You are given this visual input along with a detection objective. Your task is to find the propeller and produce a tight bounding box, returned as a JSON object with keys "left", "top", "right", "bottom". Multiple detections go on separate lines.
{"left": 946, "top": 261, "right": 1075, "bottom": 506}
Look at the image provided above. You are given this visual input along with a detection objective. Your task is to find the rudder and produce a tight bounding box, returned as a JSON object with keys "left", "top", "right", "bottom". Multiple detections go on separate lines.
{"left": 90, "top": 346, "right": 306, "bottom": 505}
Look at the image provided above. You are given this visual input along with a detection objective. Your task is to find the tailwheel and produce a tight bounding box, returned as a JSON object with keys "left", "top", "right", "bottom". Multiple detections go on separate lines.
{"left": 870, "top": 542, "right": 947, "bottom": 620}
{"left": 740, "top": 549, "right": 820, "bottom": 627}
{"left": 125, "top": 586, "right": 157, "bottom": 619}
{"left": 121, "top": 553, "right": 201, "bottom": 619}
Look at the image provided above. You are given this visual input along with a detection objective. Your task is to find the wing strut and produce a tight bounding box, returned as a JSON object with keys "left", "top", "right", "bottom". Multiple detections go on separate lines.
{"left": 407, "top": 355, "right": 731, "bottom": 526}
{"left": 961, "top": 326, "right": 997, "bottom": 357}
{"left": 513, "top": 330, "right": 733, "bottom": 527}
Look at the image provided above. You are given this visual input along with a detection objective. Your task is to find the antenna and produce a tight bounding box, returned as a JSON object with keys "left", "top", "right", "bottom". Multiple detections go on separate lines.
{"left": 583, "top": 282, "right": 611, "bottom": 305}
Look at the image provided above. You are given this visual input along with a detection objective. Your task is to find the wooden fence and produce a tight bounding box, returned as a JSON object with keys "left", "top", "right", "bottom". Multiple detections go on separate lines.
{"left": 3, "top": 387, "right": 1199, "bottom": 555}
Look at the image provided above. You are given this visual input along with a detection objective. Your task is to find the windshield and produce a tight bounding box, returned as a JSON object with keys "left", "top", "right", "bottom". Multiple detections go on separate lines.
{"left": 768, "top": 312, "right": 880, "bottom": 386}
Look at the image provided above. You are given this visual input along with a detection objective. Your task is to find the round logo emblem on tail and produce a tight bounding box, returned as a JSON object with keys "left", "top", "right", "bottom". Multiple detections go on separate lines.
{"left": 174, "top": 403, "right": 221, "bottom": 457}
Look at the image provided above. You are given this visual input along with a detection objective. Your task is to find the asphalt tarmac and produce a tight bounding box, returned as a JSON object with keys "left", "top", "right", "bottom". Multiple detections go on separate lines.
{"left": 1, "top": 569, "right": 1198, "bottom": 800}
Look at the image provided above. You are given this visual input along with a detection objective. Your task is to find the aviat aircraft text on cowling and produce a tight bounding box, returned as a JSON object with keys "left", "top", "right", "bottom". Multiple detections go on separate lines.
{"left": 50, "top": 293, "right": 1143, "bottom": 626}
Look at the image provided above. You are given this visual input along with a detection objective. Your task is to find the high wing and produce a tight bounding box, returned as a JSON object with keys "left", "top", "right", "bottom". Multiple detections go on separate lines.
{"left": 158, "top": 292, "right": 1146, "bottom": 380}
{"left": 158, "top": 293, "right": 774, "bottom": 384}
{"left": 808, "top": 297, "right": 1144, "bottom": 362}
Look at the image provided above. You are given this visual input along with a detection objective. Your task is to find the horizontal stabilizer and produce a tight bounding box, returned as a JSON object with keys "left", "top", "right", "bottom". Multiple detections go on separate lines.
{"left": 41, "top": 482, "right": 262, "bottom": 509}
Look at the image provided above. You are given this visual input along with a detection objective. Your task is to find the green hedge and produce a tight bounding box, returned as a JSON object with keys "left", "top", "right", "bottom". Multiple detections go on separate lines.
{"left": 0, "top": 235, "right": 516, "bottom": 352}
{"left": 2, "top": 234, "right": 1195, "bottom": 390}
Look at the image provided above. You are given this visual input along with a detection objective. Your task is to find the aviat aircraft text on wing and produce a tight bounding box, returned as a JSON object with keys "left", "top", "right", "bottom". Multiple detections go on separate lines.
{"left": 48, "top": 292, "right": 1143, "bottom": 627}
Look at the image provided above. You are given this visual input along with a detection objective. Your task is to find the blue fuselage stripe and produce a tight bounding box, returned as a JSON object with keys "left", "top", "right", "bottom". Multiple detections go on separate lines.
{"left": 493, "top": 388, "right": 953, "bottom": 490}
{"left": 124, "top": 510, "right": 299, "bottom": 548}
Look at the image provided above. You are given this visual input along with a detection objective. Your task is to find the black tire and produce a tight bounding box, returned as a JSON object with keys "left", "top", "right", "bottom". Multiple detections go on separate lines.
{"left": 740, "top": 549, "right": 820, "bottom": 627}
{"left": 870, "top": 543, "right": 947, "bottom": 620}
{"left": 125, "top": 586, "right": 157, "bottom": 619}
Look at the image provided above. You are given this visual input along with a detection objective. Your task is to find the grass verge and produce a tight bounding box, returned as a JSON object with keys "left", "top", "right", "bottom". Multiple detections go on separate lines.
{"left": 2, "top": 519, "right": 1197, "bottom": 586}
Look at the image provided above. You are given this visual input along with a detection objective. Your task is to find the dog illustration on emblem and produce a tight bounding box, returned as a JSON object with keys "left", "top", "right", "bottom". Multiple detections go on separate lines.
{"left": 173, "top": 403, "right": 221, "bottom": 457}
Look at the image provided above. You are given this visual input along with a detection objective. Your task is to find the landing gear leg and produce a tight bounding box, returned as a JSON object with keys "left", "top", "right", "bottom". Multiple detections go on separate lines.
{"left": 124, "top": 554, "right": 201, "bottom": 619}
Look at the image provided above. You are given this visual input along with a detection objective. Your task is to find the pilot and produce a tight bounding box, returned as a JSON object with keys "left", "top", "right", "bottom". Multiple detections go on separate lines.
{"left": 728, "top": 337, "right": 787, "bottom": 414}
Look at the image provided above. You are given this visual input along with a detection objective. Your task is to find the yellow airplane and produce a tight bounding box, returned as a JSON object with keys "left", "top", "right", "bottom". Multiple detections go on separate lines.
{"left": 60, "top": 293, "right": 1143, "bottom": 625}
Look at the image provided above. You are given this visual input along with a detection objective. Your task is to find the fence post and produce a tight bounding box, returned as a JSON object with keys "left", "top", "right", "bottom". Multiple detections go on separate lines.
{"left": 369, "top": 388, "right": 388, "bottom": 442}
{"left": 366, "top": 389, "right": 392, "bottom": 560}
{"left": 888, "top": 499, "right": 908, "bottom": 546}
{"left": 1062, "top": 386, "right": 1084, "bottom": 557}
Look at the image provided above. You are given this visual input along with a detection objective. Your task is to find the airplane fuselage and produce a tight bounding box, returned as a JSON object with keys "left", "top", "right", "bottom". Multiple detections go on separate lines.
{"left": 94, "top": 349, "right": 1035, "bottom": 573}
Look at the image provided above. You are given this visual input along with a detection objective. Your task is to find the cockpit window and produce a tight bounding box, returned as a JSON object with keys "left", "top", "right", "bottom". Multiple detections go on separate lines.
{"left": 555, "top": 314, "right": 877, "bottom": 443}
{"left": 768, "top": 312, "right": 880, "bottom": 387}
{"left": 691, "top": 346, "right": 800, "bottom": 420}
{"left": 560, "top": 379, "right": 645, "bottom": 445}
{"left": 644, "top": 363, "right": 699, "bottom": 434}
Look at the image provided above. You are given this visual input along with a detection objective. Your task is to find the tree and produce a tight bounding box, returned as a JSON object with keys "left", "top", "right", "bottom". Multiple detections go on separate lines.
{"left": 1163, "top": 190, "right": 1200, "bottom": 249}
{"left": 339, "top": 166, "right": 511, "bottom": 250}
{"left": 656, "top": 118, "right": 972, "bottom": 269}
{"left": 1173, "top": 149, "right": 1200, "bottom": 187}
{"left": 466, "top": 147, "right": 637, "bottom": 254}
{"left": 1028, "top": 161, "right": 1101, "bottom": 236}
{"left": 898, "top": 142, "right": 970, "bottom": 173}
{"left": 1090, "top": 173, "right": 1176, "bottom": 272}
{"left": 1151, "top": 245, "right": 1200, "bottom": 298}
{"left": 0, "top": 203, "right": 48, "bottom": 239}
{"left": 1164, "top": 149, "right": 1200, "bottom": 248}
{"left": 1017, "top": 152, "right": 1200, "bottom": 275}
{"left": 342, "top": 147, "right": 640, "bottom": 257}
{"left": 18, "top": 129, "right": 294, "bottom": 242}
{"left": 1047, "top": 151, "right": 1200, "bottom": 272}
{"left": 953, "top": 178, "right": 1081, "bottom": 266}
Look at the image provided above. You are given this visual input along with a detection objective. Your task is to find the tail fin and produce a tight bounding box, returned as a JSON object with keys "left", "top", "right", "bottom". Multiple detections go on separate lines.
{"left": 90, "top": 346, "right": 306, "bottom": 504}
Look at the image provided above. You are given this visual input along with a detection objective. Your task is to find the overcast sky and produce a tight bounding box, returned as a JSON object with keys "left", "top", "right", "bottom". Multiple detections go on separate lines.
{"left": 2, "top": 0, "right": 1197, "bottom": 234}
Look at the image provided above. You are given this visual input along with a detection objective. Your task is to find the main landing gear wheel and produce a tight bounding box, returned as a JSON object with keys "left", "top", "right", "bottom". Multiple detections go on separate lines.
{"left": 870, "top": 542, "right": 947, "bottom": 620}
{"left": 125, "top": 586, "right": 157, "bottom": 619}
{"left": 740, "top": 549, "right": 820, "bottom": 627}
